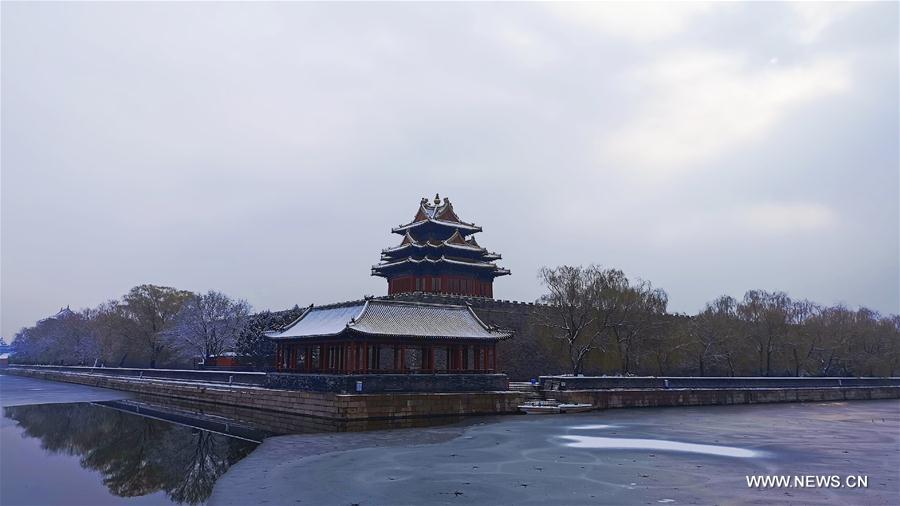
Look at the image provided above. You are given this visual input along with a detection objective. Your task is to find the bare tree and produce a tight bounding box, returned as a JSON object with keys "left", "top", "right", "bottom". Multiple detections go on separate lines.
{"left": 537, "top": 265, "right": 630, "bottom": 375}
{"left": 168, "top": 291, "right": 251, "bottom": 363}
{"left": 121, "top": 285, "right": 194, "bottom": 368}
{"left": 806, "top": 304, "right": 854, "bottom": 376}
{"left": 643, "top": 314, "right": 691, "bottom": 375}
{"left": 784, "top": 299, "right": 822, "bottom": 376}
{"left": 689, "top": 295, "right": 740, "bottom": 376}
{"left": 537, "top": 266, "right": 600, "bottom": 375}
{"left": 609, "top": 278, "right": 668, "bottom": 374}
{"left": 738, "top": 290, "right": 792, "bottom": 376}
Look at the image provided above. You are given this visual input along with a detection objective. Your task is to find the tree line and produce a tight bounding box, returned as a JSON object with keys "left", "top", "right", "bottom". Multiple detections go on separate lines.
{"left": 10, "top": 268, "right": 900, "bottom": 377}
{"left": 10, "top": 284, "right": 302, "bottom": 369}
{"left": 531, "top": 265, "right": 899, "bottom": 378}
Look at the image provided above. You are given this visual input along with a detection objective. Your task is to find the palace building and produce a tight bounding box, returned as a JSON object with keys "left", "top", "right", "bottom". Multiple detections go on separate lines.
{"left": 268, "top": 195, "right": 513, "bottom": 377}
{"left": 372, "top": 194, "right": 509, "bottom": 298}
{"left": 266, "top": 299, "right": 508, "bottom": 374}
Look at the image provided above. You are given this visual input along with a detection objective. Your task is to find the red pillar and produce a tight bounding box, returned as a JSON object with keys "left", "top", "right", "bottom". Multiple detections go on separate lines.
{"left": 364, "top": 342, "right": 370, "bottom": 372}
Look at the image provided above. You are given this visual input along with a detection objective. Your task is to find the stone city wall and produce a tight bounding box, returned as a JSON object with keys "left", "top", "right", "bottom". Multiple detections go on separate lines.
{"left": 266, "top": 372, "right": 508, "bottom": 393}
{"left": 550, "top": 385, "right": 900, "bottom": 408}
{"left": 5, "top": 367, "right": 898, "bottom": 422}
{"left": 539, "top": 375, "right": 900, "bottom": 390}
{"left": 2, "top": 367, "right": 524, "bottom": 420}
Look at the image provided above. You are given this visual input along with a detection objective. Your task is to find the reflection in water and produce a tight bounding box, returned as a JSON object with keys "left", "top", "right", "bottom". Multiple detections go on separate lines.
{"left": 3, "top": 402, "right": 257, "bottom": 505}
{"left": 559, "top": 435, "right": 762, "bottom": 458}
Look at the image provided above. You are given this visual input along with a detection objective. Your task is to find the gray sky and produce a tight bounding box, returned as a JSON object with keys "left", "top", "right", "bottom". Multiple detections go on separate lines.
{"left": 2, "top": 2, "right": 898, "bottom": 339}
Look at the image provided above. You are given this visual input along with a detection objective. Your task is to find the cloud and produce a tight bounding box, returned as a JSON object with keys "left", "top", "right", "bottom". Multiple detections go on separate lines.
{"left": 1, "top": 2, "right": 896, "bottom": 337}
{"left": 739, "top": 202, "right": 837, "bottom": 235}
{"left": 547, "top": 2, "right": 711, "bottom": 43}
{"left": 600, "top": 51, "right": 852, "bottom": 180}
{"left": 791, "top": 2, "right": 861, "bottom": 44}
{"left": 652, "top": 201, "right": 838, "bottom": 244}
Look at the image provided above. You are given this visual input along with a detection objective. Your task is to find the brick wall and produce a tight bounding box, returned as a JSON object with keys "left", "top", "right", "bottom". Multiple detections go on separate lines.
{"left": 2, "top": 368, "right": 525, "bottom": 421}
{"left": 6, "top": 368, "right": 897, "bottom": 423}
{"left": 266, "top": 372, "right": 508, "bottom": 393}
{"left": 550, "top": 386, "right": 900, "bottom": 408}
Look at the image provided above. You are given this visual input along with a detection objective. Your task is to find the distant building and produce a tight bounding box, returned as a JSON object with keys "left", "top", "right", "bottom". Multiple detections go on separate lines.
{"left": 0, "top": 337, "right": 12, "bottom": 356}
{"left": 38, "top": 306, "right": 75, "bottom": 324}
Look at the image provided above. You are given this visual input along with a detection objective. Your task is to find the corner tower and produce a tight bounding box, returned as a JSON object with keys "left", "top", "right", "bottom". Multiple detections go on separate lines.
{"left": 372, "top": 194, "right": 510, "bottom": 297}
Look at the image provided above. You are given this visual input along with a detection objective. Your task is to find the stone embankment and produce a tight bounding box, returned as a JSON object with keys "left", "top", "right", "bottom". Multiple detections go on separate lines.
{"left": 2, "top": 366, "right": 523, "bottom": 420}
{"left": 4, "top": 366, "right": 898, "bottom": 421}
{"left": 540, "top": 375, "right": 900, "bottom": 408}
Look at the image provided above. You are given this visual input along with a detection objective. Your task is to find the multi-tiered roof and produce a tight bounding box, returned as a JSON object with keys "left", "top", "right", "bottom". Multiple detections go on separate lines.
{"left": 372, "top": 195, "right": 509, "bottom": 297}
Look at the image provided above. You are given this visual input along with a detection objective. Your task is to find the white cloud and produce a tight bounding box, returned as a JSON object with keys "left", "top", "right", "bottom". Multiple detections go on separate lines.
{"left": 739, "top": 202, "right": 837, "bottom": 234}
{"left": 791, "top": 2, "right": 860, "bottom": 44}
{"left": 547, "top": 2, "right": 711, "bottom": 43}
{"left": 493, "top": 23, "right": 559, "bottom": 68}
{"left": 651, "top": 201, "right": 838, "bottom": 245}
{"left": 600, "top": 51, "right": 851, "bottom": 180}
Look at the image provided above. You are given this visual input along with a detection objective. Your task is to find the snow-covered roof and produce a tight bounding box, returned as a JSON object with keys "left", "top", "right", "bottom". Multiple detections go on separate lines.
{"left": 38, "top": 306, "right": 75, "bottom": 323}
{"left": 382, "top": 240, "right": 484, "bottom": 255}
{"left": 372, "top": 255, "right": 511, "bottom": 276}
{"left": 267, "top": 303, "right": 366, "bottom": 339}
{"left": 392, "top": 218, "right": 481, "bottom": 235}
{"left": 392, "top": 195, "right": 482, "bottom": 235}
{"left": 266, "top": 300, "right": 510, "bottom": 341}
{"left": 382, "top": 230, "right": 490, "bottom": 257}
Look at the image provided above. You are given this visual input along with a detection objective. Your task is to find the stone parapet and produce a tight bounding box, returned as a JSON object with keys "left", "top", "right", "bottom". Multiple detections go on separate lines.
{"left": 539, "top": 375, "right": 900, "bottom": 390}
{"left": 550, "top": 386, "right": 900, "bottom": 408}
{"left": 266, "top": 372, "right": 508, "bottom": 393}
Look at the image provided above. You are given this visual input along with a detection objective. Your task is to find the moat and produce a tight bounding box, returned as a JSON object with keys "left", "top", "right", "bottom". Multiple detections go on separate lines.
{"left": 0, "top": 375, "right": 258, "bottom": 505}
{"left": 2, "top": 374, "right": 899, "bottom": 506}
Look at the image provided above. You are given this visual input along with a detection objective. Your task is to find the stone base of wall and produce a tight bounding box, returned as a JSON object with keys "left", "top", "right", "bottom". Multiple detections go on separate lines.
{"left": 550, "top": 386, "right": 900, "bottom": 408}
{"left": 2, "top": 368, "right": 524, "bottom": 421}
{"left": 540, "top": 375, "right": 900, "bottom": 390}
{"left": 5, "top": 368, "right": 898, "bottom": 422}
{"left": 266, "top": 372, "right": 509, "bottom": 393}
